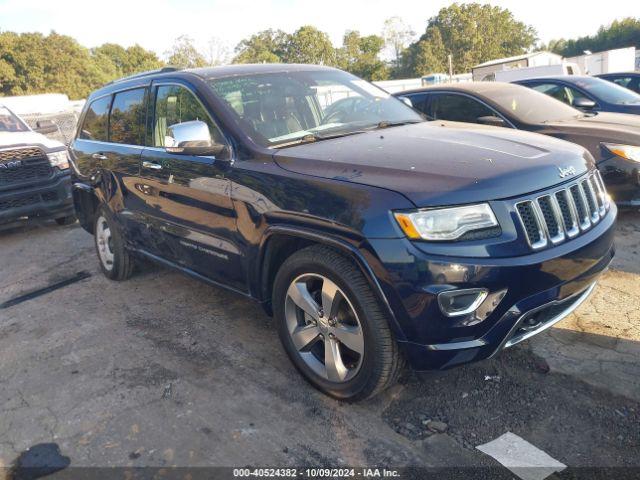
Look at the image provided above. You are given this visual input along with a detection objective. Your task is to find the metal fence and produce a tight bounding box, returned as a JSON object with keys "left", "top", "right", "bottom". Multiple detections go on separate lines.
{"left": 21, "top": 110, "right": 80, "bottom": 145}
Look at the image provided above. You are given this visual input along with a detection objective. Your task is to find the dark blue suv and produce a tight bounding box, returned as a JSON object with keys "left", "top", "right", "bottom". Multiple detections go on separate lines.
{"left": 70, "top": 65, "right": 616, "bottom": 400}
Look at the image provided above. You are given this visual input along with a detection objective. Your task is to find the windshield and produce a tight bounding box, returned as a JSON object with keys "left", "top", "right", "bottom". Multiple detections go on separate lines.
{"left": 572, "top": 77, "right": 640, "bottom": 105}
{"left": 487, "top": 85, "right": 584, "bottom": 123}
{"left": 208, "top": 69, "right": 424, "bottom": 147}
{"left": 0, "top": 106, "right": 30, "bottom": 133}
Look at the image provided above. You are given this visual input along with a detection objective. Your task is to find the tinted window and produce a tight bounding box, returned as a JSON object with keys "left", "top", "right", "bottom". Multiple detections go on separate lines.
{"left": 405, "top": 93, "right": 429, "bottom": 115}
{"left": 109, "top": 88, "right": 147, "bottom": 145}
{"left": 429, "top": 94, "right": 494, "bottom": 123}
{"left": 80, "top": 96, "right": 111, "bottom": 141}
{"left": 531, "top": 83, "right": 572, "bottom": 104}
{"left": 153, "top": 85, "right": 224, "bottom": 147}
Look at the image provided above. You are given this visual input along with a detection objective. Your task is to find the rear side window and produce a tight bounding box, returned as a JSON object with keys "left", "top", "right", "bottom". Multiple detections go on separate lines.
{"left": 429, "top": 94, "right": 495, "bottom": 123}
{"left": 405, "top": 93, "right": 429, "bottom": 115}
{"left": 109, "top": 88, "right": 147, "bottom": 146}
{"left": 79, "top": 96, "right": 111, "bottom": 141}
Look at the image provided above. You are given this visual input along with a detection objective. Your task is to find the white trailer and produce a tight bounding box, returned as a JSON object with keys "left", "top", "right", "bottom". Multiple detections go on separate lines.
{"left": 494, "top": 63, "right": 581, "bottom": 82}
{"left": 566, "top": 47, "right": 637, "bottom": 75}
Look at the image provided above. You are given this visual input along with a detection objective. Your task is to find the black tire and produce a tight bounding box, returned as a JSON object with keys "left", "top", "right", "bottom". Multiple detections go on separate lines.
{"left": 55, "top": 215, "right": 77, "bottom": 226}
{"left": 273, "top": 245, "right": 405, "bottom": 401}
{"left": 93, "top": 206, "right": 134, "bottom": 281}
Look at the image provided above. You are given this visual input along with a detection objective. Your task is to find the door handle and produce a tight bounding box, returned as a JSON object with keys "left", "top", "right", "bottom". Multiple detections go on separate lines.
{"left": 92, "top": 153, "right": 108, "bottom": 160}
{"left": 142, "top": 161, "right": 163, "bottom": 170}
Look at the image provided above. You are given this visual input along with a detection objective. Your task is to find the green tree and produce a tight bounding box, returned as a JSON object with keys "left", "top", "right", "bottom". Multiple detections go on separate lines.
{"left": 0, "top": 31, "right": 105, "bottom": 99}
{"left": 92, "top": 43, "right": 163, "bottom": 77}
{"left": 548, "top": 18, "right": 640, "bottom": 57}
{"left": 337, "top": 31, "right": 388, "bottom": 80}
{"left": 400, "top": 3, "right": 537, "bottom": 76}
{"left": 165, "top": 35, "right": 207, "bottom": 68}
{"left": 398, "top": 28, "right": 448, "bottom": 77}
{"left": 283, "top": 26, "right": 337, "bottom": 65}
{"left": 233, "top": 29, "right": 288, "bottom": 63}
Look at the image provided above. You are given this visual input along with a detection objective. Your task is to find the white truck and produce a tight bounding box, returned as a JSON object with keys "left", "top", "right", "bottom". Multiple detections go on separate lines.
{"left": 0, "top": 105, "right": 75, "bottom": 229}
{"left": 493, "top": 63, "right": 581, "bottom": 82}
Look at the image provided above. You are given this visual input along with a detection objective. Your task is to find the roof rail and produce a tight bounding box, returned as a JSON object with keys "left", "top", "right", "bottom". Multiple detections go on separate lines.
{"left": 106, "top": 67, "right": 181, "bottom": 85}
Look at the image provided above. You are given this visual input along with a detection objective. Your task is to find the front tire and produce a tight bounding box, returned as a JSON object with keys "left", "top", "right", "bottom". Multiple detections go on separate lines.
{"left": 94, "top": 206, "right": 134, "bottom": 281}
{"left": 273, "top": 245, "right": 404, "bottom": 401}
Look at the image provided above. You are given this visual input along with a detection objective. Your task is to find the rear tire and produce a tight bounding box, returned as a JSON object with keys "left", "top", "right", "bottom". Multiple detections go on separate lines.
{"left": 94, "top": 206, "right": 134, "bottom": 281}
{"left": 273, "top": 245, "right": 404, "bottom": 401}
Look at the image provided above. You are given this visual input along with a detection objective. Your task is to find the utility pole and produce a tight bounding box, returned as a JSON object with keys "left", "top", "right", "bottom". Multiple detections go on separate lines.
{"left": 448, "top": 54, "right": 453, "bottom": 83}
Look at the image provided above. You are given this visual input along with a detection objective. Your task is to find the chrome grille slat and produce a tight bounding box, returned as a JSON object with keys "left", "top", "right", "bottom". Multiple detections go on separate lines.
{"left": 554, "top": 189, "right": 580, "bottom": 238}
{"left": 515, "top": 171, "right": 610, "bottom": 251}
{"left": 581, "top": 179, "right": 600, "bottom": 224}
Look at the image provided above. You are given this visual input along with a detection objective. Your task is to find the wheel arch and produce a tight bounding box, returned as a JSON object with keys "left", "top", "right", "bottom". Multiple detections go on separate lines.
{"left": 257, "top": 225, "right": 406, "bottom": 341}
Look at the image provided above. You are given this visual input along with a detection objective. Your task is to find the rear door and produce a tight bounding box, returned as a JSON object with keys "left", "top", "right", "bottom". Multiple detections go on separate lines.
{"left": 71, "top": 87, "right": 148, "bottom": 241}
{"left": 137, "top": 81, "right": 245, "bottom": 291}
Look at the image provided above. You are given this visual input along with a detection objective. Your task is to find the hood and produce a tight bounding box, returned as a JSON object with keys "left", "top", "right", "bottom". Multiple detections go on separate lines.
{"left": 273, "top": 121, "right": 592, "bottom": 207}
{"left": 542, "top": 112, "right": 640, "bottom": 160}
{"left": 0, "top": 130, "right": 65, "bottom": 151}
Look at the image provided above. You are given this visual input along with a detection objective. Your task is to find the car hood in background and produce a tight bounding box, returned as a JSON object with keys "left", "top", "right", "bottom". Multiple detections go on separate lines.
{"left": 273, "top": 121, "right": 592, "bottom": 207}
{"left": 539, "top": 112, "right": 640, "bottom": 161}
{"left": 0, "top": 131, "right": 65, "bottom": 151}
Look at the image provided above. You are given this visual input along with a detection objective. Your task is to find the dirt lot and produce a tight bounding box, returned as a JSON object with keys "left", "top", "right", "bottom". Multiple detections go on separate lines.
{"left": 0, "top": 211, "right": 639, "bottom": 477}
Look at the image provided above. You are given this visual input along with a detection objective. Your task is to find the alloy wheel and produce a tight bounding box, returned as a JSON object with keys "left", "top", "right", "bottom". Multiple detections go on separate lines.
{"left": 284, "top": 273, "right": 365, "bottom": 383}
{"left": 96, "top": 215, "right": 114, "bottom": 271}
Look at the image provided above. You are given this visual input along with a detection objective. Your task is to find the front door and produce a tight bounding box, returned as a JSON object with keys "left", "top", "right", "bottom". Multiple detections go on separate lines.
{"left": 137, "top": 82, "right": 245, "bottom": 292}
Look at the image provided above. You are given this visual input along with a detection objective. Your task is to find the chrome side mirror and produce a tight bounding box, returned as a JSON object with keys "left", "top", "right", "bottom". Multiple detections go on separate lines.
{"left": 165, "top": 120, "right": 230, "bottom": 159}
{"left": 572, "top": 98, "right": 596, "bottom": 110}
{"left": 477, "top": 115, "right": 507, "bottom": 127}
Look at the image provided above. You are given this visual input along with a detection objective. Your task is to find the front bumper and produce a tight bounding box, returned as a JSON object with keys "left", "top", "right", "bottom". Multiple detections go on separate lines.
{"left": 369, "top": 203, "right": 616, "bottom": 371}
{"left": 0, "top": 171, "right": 74, "bottom": 228}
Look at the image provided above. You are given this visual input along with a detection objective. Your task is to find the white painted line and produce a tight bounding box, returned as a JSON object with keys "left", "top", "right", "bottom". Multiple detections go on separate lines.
{"left": 476, "top": 432, "right": 566, "bottom": 480}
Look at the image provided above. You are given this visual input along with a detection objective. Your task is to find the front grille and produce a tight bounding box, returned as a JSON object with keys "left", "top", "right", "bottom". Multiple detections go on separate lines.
{"left": 0, "top": 147, "right": 45, "bottom": 162}
{"left": 0, "top": 194, "right": 40, "bottom": 211}
{"left": 515, "top": 171, "right": 610, "bottom": 251}
{"left": 0, "top": 147, "right": 53, "bottom": 187}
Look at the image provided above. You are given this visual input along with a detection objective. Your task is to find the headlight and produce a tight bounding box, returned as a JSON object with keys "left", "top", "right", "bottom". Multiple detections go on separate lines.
{"left": 603, "top": 143, "right": 640, "bottom": 162}
{"left": 47, "top": 150, "right": 70, "bottom": 170}
{"left": 394, "top": 203, "right": 499, "bottom": 241}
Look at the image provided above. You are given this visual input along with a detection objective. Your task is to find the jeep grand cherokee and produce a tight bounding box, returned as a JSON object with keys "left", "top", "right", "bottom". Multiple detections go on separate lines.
{"left": 70, "top": 65, "right": 616, "bottom": 400}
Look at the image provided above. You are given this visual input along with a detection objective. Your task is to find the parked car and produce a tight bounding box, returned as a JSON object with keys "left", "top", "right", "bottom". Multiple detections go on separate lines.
{"left": 0, "top": 104, "right": 75, "bottom": 229}
{"left": 394, "top": 82, "right": 640, "bottom": 207}
{"left": 596, "top": 72, "right": 640, "bottom": 94}
{"left": 70, "top": 65, "right": 616, "bottom": 400}
{"left": 514, "top": 75, "right": 640, "bottom": 115}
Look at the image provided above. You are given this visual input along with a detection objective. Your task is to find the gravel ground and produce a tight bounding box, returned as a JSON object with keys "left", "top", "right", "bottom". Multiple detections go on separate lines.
{"left": 0, "top": 210, "right": 638, "bottom": 477}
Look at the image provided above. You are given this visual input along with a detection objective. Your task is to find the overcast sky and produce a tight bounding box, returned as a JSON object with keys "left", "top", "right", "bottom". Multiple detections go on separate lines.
{"left": 0, "top": 0, "right": 636, "bottom": 59}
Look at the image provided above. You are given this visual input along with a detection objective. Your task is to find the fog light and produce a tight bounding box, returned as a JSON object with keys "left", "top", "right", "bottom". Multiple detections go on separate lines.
{"left": 438, "top": 288, "right": 488, "bottom": 317}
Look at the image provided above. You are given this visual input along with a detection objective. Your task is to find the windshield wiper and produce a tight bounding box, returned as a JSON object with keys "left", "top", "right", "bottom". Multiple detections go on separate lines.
{"left": 274, "top": 130, "right": 367, "bottom": 148}
{"left": 371, "top": 119, "right": 424, "bottom": 129}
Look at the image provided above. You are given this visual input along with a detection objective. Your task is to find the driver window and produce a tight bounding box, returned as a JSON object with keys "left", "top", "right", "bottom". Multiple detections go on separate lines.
{"left": 531, "top": 83, "right": 570, "bottom": 104}
{"left": 564, "top": 86, "right": 591, "bottom": 105}
{"left": 153, "top": 85, "right": 223, "bottom": 147}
